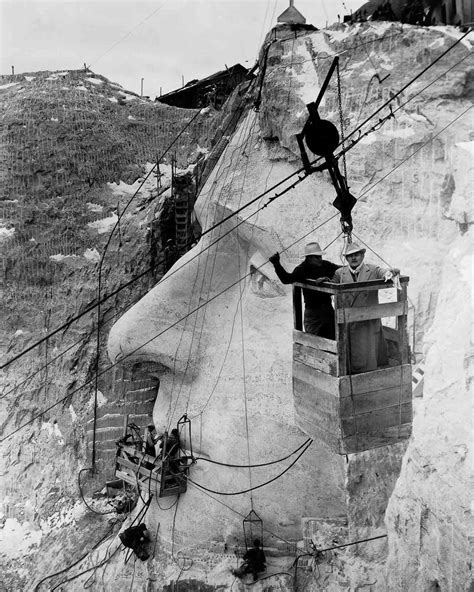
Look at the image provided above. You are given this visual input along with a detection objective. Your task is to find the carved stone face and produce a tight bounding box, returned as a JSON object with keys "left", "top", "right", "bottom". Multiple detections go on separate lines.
{"left": 107, "top": 23, "right": 471, "bottom": 550}
{"left": 107, "top": 108, "right": 347, "bottom": 546}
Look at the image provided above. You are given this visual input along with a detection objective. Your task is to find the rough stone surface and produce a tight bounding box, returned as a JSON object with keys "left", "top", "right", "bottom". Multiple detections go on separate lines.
{"left": 1, "top": 22, "right": 473, "bottom": 592}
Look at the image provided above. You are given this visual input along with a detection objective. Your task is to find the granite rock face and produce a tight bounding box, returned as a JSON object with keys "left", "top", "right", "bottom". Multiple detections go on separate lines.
{"left": 106, "top": 21, "right": 472, "bottom": 590}
{"left": 1, "top": 22, "right": 472, "bottom": 592}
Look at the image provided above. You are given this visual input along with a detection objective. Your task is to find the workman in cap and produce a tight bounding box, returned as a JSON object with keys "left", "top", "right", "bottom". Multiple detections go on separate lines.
{"left": 332, "top": 242, "right": 399, "bottom": 374}
{"left": 269, "top": 242, "right": 340, "bottom": 339}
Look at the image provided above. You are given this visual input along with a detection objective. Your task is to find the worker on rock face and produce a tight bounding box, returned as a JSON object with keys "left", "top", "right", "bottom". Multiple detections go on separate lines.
{"left": 232, "top": 538, "right": 266, "bottom": 581}
{"left": 332, "top": 242, "right": 399, "bottom": 374}
{"left": 270, "top": 242, "right": 340, "bottom": 339}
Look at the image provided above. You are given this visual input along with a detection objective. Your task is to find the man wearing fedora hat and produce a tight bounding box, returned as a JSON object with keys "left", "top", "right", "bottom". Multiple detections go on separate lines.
{"left": 332, "top": 242, "right": 399, "bottom": 373}
{"left": 269, "top": 242, "right": 340, "bottom": 339}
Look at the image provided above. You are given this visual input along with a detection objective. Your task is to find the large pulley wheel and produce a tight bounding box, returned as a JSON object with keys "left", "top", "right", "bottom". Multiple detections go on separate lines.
{"left": 304, "top": 118, "right": 339, "bottom": 156}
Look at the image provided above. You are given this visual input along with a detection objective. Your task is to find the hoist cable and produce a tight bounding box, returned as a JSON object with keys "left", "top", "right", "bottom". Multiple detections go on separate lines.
{"left": 3, "top": 98, "right": 468, "bottom": 442}
{"left": 194, "top": 437, "right": 311, "bottom": 468}
{"left": 186, "top": 439, "right": 312, "bottom": 496}
{"left": 2, "top": 27, "right": 468, "bottom": 373}
{"left": 2, "top": 30, "right": 469, "bottom": 409}
{"left": 0, "top": 211, "right": 337, "bottom": 443}
{"left": 0, "top": 160, "right": 313, "bottom": 372}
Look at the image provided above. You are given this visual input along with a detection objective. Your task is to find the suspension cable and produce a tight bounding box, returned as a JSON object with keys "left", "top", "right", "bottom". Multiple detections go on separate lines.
{"left": 2, "top": 30, "right": 469, "bottom": 377}
{"left": 0, "top": 210, "right": 337, "bottom": 444}
{"left": 4, "top": 98, "right": 470, "bottom": 439}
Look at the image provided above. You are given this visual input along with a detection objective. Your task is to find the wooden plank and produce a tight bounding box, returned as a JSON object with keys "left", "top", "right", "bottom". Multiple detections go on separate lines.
{"left": 340, "top": 384, "right": 412, "bottom": 417}
{"left": 342, "top": 423, "right": 412, "bottom": 453}
{"left": 293, "top": 329, "right": 337, "bottom": 353}
{"left": 336, "top": 302, "right": 405, "bottom": 323}
{"left": 346, "top": 402, "right": 412, "bottom": 433}
{"left": 340, "top": 364, "right": 411, "bottom": 396}
{"left": 295, "top": 412, "right": 344, "bottom": 454}
{"left": 116, "top": 454, "right": 160, "bottom": 479}
{"left": 293, "top": 343, "right": 338, "bottom": 375}
{"left": 293, "top": 286, "right": 303, "bottom": 331}
{"left": 294, "top": 277, "right": 409, "bottom": 295}
{"left": 293, "top": 378, "right": 340, "bottom": 430}
{"left": 293, "top": 360, "right": 340, "bottom": 396}
{"left": 116, "top": 469, "right": 137, "bottom": 487}
{"left": 397, "top": 282, "right": 410, "bottom": 364}
{"left": 335, "top": 292, "right": 348, "bottom": 376}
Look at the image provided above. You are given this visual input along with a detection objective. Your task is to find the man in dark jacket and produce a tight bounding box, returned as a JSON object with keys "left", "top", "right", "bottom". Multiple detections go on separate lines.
{"left": 269, "top": 242, "right": 340, "bottom": 339}
{"left": 233, "top": 538, "right": 266, "bottom": 581}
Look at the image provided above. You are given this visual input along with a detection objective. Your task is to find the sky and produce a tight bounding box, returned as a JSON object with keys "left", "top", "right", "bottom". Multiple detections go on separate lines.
{"left": 0, "top": 0, "right": 364, "bottom": 98}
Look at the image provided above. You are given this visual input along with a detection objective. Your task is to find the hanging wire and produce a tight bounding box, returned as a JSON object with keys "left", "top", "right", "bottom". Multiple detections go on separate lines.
{"left": 3, "top": 35, "right": 469, "bottom": 375}
{"left": 4, "top": 95, "right": 471, "bottom": 444}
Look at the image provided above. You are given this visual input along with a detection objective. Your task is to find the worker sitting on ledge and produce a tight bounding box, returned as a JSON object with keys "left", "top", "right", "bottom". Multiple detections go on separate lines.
{"left": 270, "top": 242, "right": 340, "bottom": 339}
{"left": 232, "top": 538, "right": 267, "bottom": 581}
{"left": 332, "top": 242, "right": 400, "bottom": 374}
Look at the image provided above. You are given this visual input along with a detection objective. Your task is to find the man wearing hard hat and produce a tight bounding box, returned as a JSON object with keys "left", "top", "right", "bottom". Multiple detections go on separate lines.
{"left": 269, "top": 242, "right": 340, "bottom": 339}
{"left": 332, "top": 242, "right": 399, "bottom": 374}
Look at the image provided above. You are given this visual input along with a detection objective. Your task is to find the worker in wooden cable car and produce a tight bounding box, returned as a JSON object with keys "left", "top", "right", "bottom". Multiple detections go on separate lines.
{"left": 143, "top": 423, "right": 160, "bottom": 457}
{"left": 269, "top": 242, "right": 340, "bottom": 338}
{"left": 332, "top": 242, "right": 400, "bottom": 374}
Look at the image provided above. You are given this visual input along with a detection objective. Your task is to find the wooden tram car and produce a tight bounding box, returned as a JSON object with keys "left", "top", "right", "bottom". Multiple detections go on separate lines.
{"left": 292, "top": 277, "right": 412, "bottom": 454}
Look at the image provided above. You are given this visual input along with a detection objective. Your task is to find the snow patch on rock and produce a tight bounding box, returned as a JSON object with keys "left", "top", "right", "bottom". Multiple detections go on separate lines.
{"left": 83, "top": 248, "right": 100, "bottom": 262}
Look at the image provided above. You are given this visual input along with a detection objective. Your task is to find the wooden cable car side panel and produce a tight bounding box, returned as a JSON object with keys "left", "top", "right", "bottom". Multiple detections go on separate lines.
{"left": 292, "top": 277, "right": 412, "bottom": 454}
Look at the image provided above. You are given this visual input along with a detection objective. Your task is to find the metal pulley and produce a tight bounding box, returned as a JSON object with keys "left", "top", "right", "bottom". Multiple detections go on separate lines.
{"left": 304, "top": 118, "right": 339, "bottom": 157}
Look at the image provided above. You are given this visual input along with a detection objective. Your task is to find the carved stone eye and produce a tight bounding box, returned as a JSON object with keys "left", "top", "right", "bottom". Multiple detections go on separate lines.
{"left": 249, "top": 265, "right": 285, "bottom": 298}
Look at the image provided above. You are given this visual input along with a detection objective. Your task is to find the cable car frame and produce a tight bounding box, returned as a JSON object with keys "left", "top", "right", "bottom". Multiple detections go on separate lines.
{"left": 292, "top": 277, "right": 412, "bottom": 454}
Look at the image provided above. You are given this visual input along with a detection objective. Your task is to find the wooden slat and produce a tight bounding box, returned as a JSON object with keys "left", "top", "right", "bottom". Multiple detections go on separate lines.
{"left": 345, "top": 402, "right": 412, "bottom": 433}
{"left": 336, "top": 301, "right": 405, "bottom": 323}
{"left": 293, "top": 286, "right": 303, "bottom": 331}
{"left": 293, "top": 329, "right": 337, "bottom": 353}
{"left": 397, "top": 282, "right": 410, "bottom": 364}
{"left": 293, "top": 378, "right": 340, "bottom": 430}
{"left": 293, "top": 360, "right": 340, "bottom": 395}
{"left": 294, "top": 277, "right": 409, "bottom": 295}
{"left": 116, "top": 469, "right": 138, "bottom": 487}
{"left": 335, "top": 292, "right": 348, "bottom": 376}
{"left": 295, "top": 412, "right": 344, "bottom": 454}
{"left": 340, "top": 364, "right": 411, "bottom": 396}
{"left": 293, "top": 343, "right": 338, "bottom": 376}
{"left": 339, "top": 384, "right": 412, "bottom": 417}
{"left": 342, "top": 423, "right": 412, "bottom": 454}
